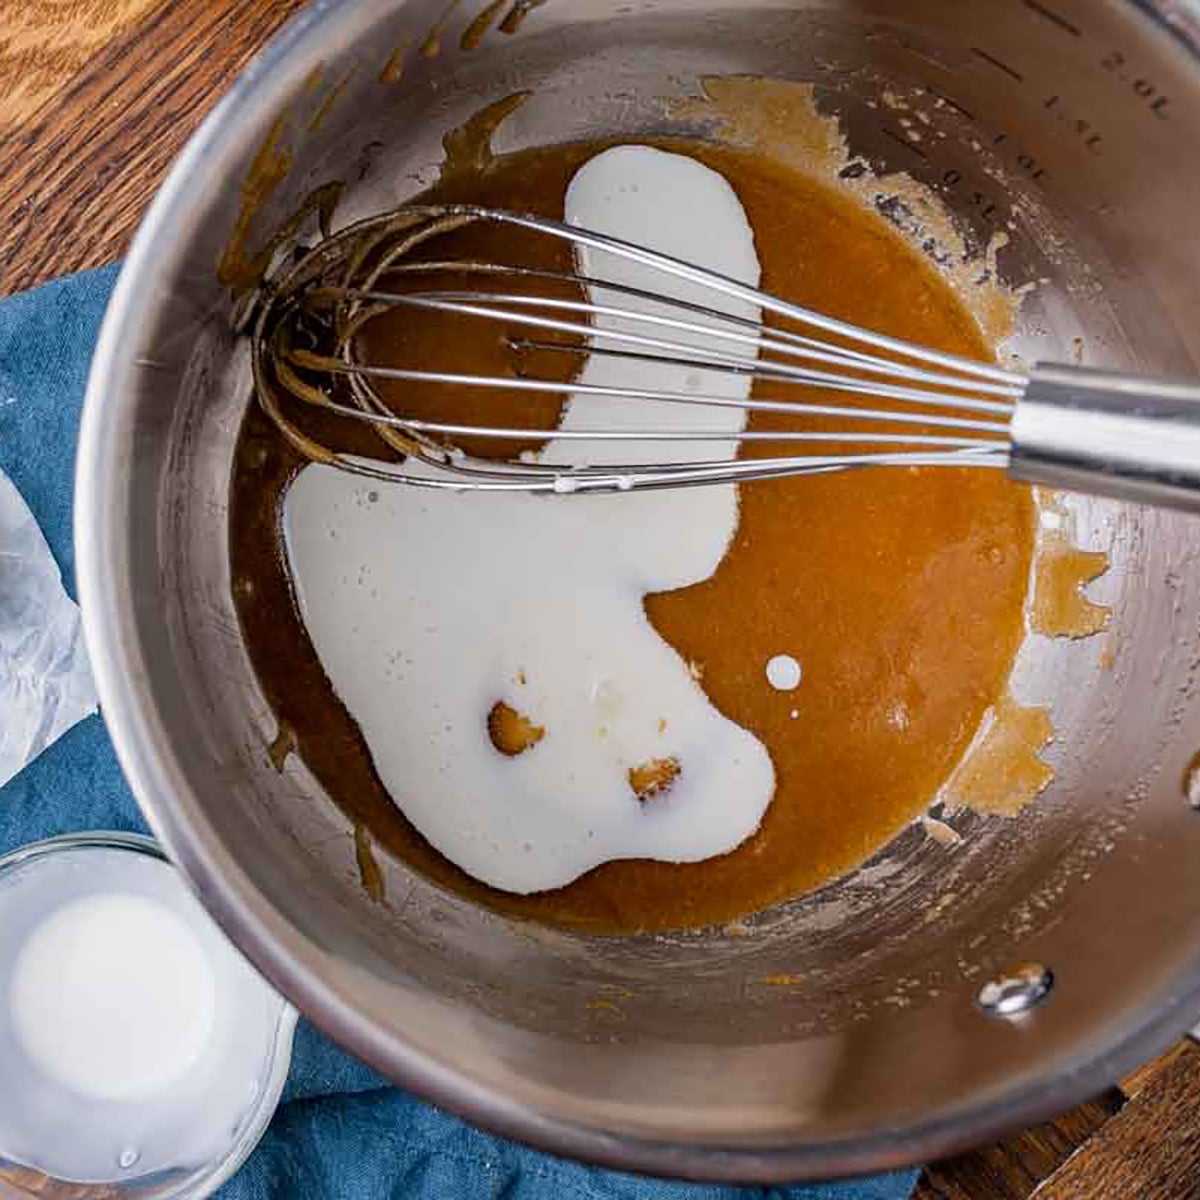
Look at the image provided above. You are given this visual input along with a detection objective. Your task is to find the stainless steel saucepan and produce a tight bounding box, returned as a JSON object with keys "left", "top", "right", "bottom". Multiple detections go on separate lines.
{"left": 77, "top": 0, "right": 1200, "bottom": 1181}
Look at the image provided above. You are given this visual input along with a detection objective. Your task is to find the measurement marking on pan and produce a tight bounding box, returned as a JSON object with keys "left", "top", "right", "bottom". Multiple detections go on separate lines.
{"left": 1100, "top": 50, "right": 1171, "bottom": 118}
{"left": 971, "top": 47, "right": 1024, "bottom": 83}
{"left": 881, "top": 127, "right": 929, "bottom": 160}
{"left": 936, "top": 171, "right": 1002, "bottom": 223}
{"left": 1042, "top": 94, "right": 1103, "bottom": 152}
{"left": 1021, "top": 0, "right": 1082, "bottom": 38}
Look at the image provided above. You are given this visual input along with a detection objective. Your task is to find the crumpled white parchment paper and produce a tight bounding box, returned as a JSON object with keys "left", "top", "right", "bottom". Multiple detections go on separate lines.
{"left": 0, "top": 468, "right": 97, "bottom": 788}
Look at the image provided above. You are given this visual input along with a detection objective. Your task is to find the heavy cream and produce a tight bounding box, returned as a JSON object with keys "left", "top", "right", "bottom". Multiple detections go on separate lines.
{"left": 283, "top": 146, "right": 775, "bottom": 894}
{"left": 11, "top": 893, "right": 216, "bottom": 1102}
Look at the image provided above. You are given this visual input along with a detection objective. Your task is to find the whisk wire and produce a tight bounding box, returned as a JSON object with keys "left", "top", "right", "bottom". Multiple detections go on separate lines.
{"left": 325, "top": 282, "right": 1023, "bottom": 403}
{"left": 487, "top": 208, "right": 1022, "bottom": 385}
{"left": 294, "top": 351, "right": 1012, "bottom": 438}
{"left": 251, "top": 204, "right": 1027, "bottom": 492}
{"left": 380, "top": 259, "right": 1016, "bottom": 389}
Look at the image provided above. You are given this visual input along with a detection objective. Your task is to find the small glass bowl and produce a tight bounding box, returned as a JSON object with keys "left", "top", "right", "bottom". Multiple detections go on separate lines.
{"left": 0, "top": 832, "right": 297, "bottom": 1199}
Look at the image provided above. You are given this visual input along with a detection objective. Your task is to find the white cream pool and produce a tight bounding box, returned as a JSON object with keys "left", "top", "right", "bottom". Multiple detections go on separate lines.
{"left": 283, "top": 146, "right": 777, "bottom": 894}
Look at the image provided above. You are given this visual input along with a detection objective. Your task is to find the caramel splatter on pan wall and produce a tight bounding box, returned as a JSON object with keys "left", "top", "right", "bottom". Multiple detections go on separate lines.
{"left": 461, "top": 0, "right": 509, "bottom": 50}
{"left": 941, "top": 696, "right": 1056, "bottom": 818}
{"left": 216, "top": 113, "right": 343, "bottom": 292}
{"left": 1032, "top": 493, "right": 1111, "bottom": 639}
{"left": 354, "top": 824, "right": 387, "bottom": 904}
{"left": 669, "top": 77, "right": 1022, "bottom": 345}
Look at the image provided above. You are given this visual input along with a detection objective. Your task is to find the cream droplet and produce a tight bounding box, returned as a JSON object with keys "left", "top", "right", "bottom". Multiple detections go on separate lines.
{"left": 766, "top": 654, "right": 802, "bottom": 691}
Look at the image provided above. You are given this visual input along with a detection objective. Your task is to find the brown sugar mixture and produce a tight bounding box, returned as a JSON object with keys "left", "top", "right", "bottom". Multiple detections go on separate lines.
{"left": 230, "top": 138, "right": 1036, "bottom": 933}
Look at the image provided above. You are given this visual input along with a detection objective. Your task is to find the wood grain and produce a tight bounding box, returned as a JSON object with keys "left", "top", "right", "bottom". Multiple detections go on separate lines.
{"left": 915, "top": 1093, "right": 1126, "bottom": 1200}
{"left": 1121, "top": 1036, "right": 1196, "bottom": 1100}
{"left": 1033, "top": 1041, "right": 1200, "bottom": 1200}
{"left": 0, "top": 0, "right": 306, "bottom": 294}
{"left": 916, "top": 1042, "right": 1200, "bottom": 1199}
{"left": 3, "top": 3, "right": 1200, "bottom": 1196}
{"left": 0, "top": 0, "right": 164, "bottom": 130}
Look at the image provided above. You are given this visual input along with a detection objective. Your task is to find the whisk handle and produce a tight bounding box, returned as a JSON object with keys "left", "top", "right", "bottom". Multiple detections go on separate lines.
{"left": 1011, "top": 363, "right": 1200, "bottom": 512}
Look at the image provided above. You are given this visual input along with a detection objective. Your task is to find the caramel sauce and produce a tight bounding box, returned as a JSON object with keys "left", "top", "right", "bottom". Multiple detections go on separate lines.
{"left": 230, "top": 138, "right": 1036, "bottom": 933}
{"left": 628, "top": 757, "right": 682, "bottom": 801}
{"left": 487, "top": 701, "right": 546, "bottom": 757}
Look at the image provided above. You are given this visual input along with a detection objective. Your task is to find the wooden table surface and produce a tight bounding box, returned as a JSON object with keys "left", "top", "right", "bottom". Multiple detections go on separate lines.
{"left": 2, "top": 2, "right": 1199, "bottom": 1196}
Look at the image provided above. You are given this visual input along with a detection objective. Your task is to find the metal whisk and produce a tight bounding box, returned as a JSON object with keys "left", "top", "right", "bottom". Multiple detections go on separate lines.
{"left": 251, "top": 204, "right": 1200, "bottom": 511}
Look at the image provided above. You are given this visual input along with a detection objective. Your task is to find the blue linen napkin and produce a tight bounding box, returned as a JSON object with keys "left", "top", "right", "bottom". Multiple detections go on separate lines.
{"left": 0, "top": 266, "right": 919, "bottom": 1200}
